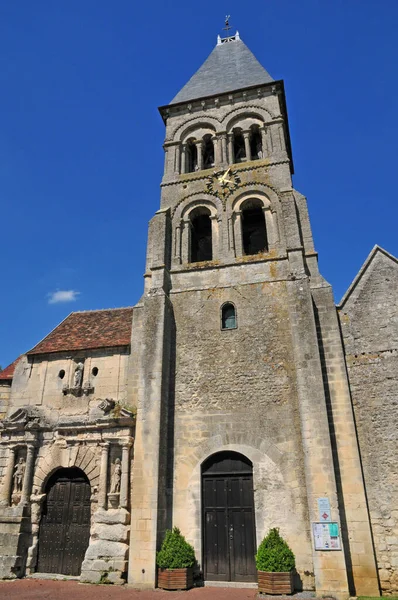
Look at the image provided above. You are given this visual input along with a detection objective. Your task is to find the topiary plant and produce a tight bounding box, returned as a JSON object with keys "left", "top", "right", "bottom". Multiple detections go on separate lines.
{"left": 255, "top": 528, "right": 295, "bottom": 572}
{"left": 156, "top": 527, "right": 196, "bottom": 569}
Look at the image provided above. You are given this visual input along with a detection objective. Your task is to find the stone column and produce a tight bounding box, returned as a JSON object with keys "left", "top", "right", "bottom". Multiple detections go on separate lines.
{"left": 243, "top": 131, "right": 251, "bottom": 161}
{"left": 261, "top": 126, "right": 268, "bottom": 156}
{"left": 264, "top": 208, "right": 279, "bottom": 250}
{"left": 98, "top": 442, "right": 109, "bottom": 510}
{"left": 0, "top": 446, "right": 16, "bottom": 506}
{"left": 180, "top": 144, "right": 186, "bottom": 174}
{"left": 163, "top": 146, "right": 169, "bottom": 176}
{"left": 219, "top": 132, "right": 227, "bottom": 166}
{"left": 174, "top": 223, "right": 182, "bottom": 264}
{"left": 195, "top": 140, "right": 203, "bottom": 171}
{"left": 278, "top": 124, "right": 285, "bottom": 152}
{"left": 212, "top": 135, "right": 220, "bottom": 166}
{"left": 174, "top": 144, "right": 181, "bottom": 175}
{"left": 21, "top": 444, "right": 36, "bottom": 506}
{"left": 227, "top": 217, "right": 235, "bottom": 257}
{"left": 210, "top": 215, "right": 219, "bottom": 260}
{"left": 233, "top": 211, "right": 243, "bottom": 257}
{"left": 181, "top": 219, "right": 191, "bottom": 263}
{"left": 227, "top": 134, "right": 234, "bottom": 164}
{"left": 120, "top": 442, "right": 131, "bottom": 509}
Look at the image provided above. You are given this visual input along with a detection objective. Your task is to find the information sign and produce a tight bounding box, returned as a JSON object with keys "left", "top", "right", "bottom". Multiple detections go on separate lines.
{"left": 312, "top": 522, "right": 341, "bottom": 550}
{"left": 317, "top": 497, "right": 331, "bottom": 522}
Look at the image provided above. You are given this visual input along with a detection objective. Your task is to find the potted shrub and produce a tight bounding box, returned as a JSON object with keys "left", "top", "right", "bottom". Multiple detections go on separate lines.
{"left": 255, "top": 528, "right": 295, "bottom": 594}
{"left": 156, "top": 527, "right": 196, "bottom": 590}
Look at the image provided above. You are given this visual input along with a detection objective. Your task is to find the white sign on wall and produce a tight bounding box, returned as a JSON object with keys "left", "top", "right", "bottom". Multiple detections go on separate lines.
{"left": 317, "top": 497, "right": 331, "bottom": 522}
{"left": 312, "top": 522, "right": 341, "bottom": 551}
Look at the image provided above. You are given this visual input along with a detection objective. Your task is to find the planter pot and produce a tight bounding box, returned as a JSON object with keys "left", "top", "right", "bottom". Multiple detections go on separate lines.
{"left": 257, "top": 570, "right": 294, "bottom": 595}
{"left": 157, "top": 567, "right": 193, "bottom": 590}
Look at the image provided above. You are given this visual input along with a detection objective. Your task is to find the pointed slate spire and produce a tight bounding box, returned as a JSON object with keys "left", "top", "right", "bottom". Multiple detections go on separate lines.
{"left": 169, "top": 35, "right": 274, "bottom": 105}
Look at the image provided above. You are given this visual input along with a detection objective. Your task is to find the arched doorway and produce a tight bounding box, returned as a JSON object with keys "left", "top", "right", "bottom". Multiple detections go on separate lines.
{"left": 202, "top": 451, "right": 256, "bottom": 583}
{"left": 37, "top": 467, "right": 91, "bottom": 576}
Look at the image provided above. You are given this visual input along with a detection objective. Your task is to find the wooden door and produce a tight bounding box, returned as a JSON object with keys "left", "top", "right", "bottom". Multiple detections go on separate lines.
{"left": 37, "top": 468, "right": 91, "bottom": 576}
{"left": 202, "top": 452, "right": 256, "bottom": 582}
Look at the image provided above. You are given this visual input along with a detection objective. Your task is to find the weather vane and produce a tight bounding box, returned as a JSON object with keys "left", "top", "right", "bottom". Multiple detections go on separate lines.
{"left": 223, "top": 15, "right": 231, "bottom": 33}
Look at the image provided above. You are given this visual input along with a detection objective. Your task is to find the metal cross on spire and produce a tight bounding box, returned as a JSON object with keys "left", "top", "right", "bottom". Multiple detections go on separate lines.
{"left": 223, "top": 15, "right": 231, "bottom": 33}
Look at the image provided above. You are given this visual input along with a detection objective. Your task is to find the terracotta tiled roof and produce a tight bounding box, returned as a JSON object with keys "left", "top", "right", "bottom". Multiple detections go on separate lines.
{"left": 27, "top": 308, "right": 134, "bottom": 355}
{"left": 0, "top": 356, "right": 22, "bottom": 381}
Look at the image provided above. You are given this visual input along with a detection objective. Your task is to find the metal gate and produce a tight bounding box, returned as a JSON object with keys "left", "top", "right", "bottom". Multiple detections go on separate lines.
{"left": 37, "top": 467, "right": 91, "bottom": 575}
{"left": 202, "top": 452, "right": 257, "bottom": 582}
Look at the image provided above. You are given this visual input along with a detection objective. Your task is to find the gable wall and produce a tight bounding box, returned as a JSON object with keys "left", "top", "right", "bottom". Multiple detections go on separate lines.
{"left": 339, "top": 251, "right": 398, "bottom": 593}
{"left": 8, "top": 347, "right": 131, "bottom": 420}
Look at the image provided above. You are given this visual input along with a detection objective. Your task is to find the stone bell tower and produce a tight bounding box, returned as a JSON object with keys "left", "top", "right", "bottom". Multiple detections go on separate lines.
{"left": 128, "top": 31, "right": 379, "bottom": 596}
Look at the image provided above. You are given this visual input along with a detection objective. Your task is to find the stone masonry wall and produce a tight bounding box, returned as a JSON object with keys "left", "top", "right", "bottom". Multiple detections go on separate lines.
{"left": 0, "top": 383, "right": 11, "bottom": 420}
{"left": 339, "top": 249, "right": 398, "bottom": 593}
{"left": 170, "top": 278, "right": 315, "bottom": 590}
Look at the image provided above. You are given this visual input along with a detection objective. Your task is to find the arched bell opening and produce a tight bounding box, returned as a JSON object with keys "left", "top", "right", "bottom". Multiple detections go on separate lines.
{"left": 202, "top": 134, "right": 215, "bottom": 169}
{"left": 201, "top": 451, "right": 256, "bottom": 583}
{"left": 241, "top": 198, "right": 268, "bottom": 255}
{"left": 189, "top": 207, "right": 213, "bottom": 263}
{"left": 37, "top": 467, "right": 91, "bottom": 576}
{"left": 186, "top": 138, "right": 198, "bottom": 173}
{"left": 250, "top": 124, "right": 263, "bottom": 160}
{"left": 233, "top": 128, "right": 246, "bottom": 163}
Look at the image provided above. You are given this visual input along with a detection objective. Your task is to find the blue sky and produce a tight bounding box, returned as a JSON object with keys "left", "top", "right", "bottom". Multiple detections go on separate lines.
{"left": 1, "top": 0, "right": 397, "bottom": 369}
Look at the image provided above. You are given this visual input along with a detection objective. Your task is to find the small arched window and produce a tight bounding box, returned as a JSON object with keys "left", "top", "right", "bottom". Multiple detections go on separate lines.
{"left": 202, "top": 134, "right": 215, "bottom": 169}
{"left": 233, "top": 128, "right": 246, "bottom": 162}
{"left": 221, "top": 303, "right": 237, "bottom": 330}
{"left": 241, "top": 199, "right": 268, "bottom": 255}
{"left": 250, "top": 125, "right": 263, "bottom": 160}
{"left": 190, "top": 207, "right": 213, "bottom": 263}
{"left": 186, "top": 139, "right": 198, "bottom": 173}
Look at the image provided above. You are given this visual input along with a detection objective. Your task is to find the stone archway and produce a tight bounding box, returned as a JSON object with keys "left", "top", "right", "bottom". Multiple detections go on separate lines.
{"left": 36, "top": 467, "right": 91, "bottom": 576}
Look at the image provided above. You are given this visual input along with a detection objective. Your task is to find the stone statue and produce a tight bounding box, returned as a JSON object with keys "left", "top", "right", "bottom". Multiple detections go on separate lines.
{"left": 74, "top": 362, "right": 84, "bottom": 388}
{"left": 13, "top": 457, "right": 26, "bottom": 493}
{"left": 110, "top": 458, "right": 121, "bottom": 494}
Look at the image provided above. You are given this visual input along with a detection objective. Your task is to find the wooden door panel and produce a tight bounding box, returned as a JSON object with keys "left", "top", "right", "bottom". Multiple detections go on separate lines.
{"left": 203, "top": 464, "right": 256, "bottom": 583}
{"left": 204, "top": 509, "right": 229, "bottom": 581}
{"left": 229, "top": 508, "right": 257, "bottom": 582}
{"left": 38, "top": 469, "right": 90, "bottom": 576}
{"left": 64, "top": 480, "right": 91, "bottom": 576}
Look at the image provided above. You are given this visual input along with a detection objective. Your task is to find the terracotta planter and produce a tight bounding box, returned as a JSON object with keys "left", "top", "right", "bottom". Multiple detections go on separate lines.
{"left": 257, "top": 570, "right": 294, "bottom": 594}
{"left": 157, "top": 567, "right": 193, "bottom": 590}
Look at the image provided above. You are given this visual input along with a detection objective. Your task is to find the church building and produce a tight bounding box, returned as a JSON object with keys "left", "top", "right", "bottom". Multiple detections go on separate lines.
{"left": 0, "top": 31, "right": 397, "bottom": 597}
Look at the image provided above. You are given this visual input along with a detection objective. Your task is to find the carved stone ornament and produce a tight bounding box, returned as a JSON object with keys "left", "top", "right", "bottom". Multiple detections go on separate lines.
{"left": 97, "top": 398, "right": 116, "bottom": 414}
{"left": 7, "top": 408, "right": 28, "bottom": 424}
{"left": 107, "top": 492, "right": 120, "bottom": 509}
{"left": 119, "top": 407, "right": 135, "bottom": 418}
{"left": 62, "top": 381, "right": 94, "bottom": 396}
